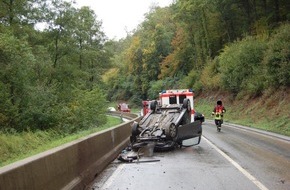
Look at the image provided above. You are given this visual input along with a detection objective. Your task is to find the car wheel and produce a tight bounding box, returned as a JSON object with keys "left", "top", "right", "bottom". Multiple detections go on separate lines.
{"left": 131, "top": 122, "right": 140, "bottom": 136}
{"left": 165, "top": 123, "right": 178, "bottom": 141}
{"left": 150, "top": 100, "right": 157, "bottom": 112}
{"left": 182, "top": 98, "right": 191, "bottom": 112}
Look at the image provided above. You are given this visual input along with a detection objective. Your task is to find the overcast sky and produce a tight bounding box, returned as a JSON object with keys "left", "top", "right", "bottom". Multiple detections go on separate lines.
{"left": 73, "top": 0, "right": 174, "bottom": 40}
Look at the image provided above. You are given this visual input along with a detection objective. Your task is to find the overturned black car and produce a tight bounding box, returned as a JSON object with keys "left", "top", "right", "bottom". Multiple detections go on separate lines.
{"left": 130, "top": 89, "right": 204, "bottom": 152}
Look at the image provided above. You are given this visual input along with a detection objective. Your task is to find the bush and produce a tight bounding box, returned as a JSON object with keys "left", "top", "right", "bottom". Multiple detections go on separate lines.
{"left": 263, "top": 23, "right": 290, "bottom": 88}
{"left": 180, "top": 70, "right": 200, "bottom": 89}
{"left": 147, "top": 80, "right": 164, "bottom": 100}
{"left": 57, "top": 87, "right": 107, "bottom": 133}
{"left": 219, "top": 36, "right": 267, "bottom": 95}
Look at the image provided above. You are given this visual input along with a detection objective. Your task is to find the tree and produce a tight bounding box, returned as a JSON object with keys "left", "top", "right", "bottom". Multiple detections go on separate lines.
{"left": 264, "top": 23, "right": 290, "bottom": 88}
{"left": 0, "top": 0, "right": 111, "bottom": 132}
{"left": 45, "top": 0, "right": 76, "bottom": 68}
{"left": 0, "top": 33, "right": 36, "bottom": 130}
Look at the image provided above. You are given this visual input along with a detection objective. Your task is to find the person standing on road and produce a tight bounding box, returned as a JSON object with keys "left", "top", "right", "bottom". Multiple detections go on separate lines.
{"left": 212, "top": 100, "right": 226, "bottom": 126}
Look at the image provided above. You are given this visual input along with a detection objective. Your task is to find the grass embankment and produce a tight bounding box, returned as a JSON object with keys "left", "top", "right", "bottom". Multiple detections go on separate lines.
{"left": 195, "top": 89, "right": 290, "bottom": 136}
{"left": 0, "top": 116, "right": 122, "bottom": 167}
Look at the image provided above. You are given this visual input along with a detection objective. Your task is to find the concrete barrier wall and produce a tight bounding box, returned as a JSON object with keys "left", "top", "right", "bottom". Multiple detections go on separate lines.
{"left": 0, "top": 113, "right": 140, "bottom": 190}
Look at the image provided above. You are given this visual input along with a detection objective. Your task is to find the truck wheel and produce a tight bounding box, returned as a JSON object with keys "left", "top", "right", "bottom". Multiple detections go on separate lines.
{"left": 182, "top": 98, "right": 191, "bottom": 112}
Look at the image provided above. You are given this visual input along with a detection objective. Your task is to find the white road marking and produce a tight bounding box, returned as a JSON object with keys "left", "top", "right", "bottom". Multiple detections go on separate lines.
{"left": 101, "top": 164, "right": 125, "bottom": 189}
{"left": 202, "top": 136, "right": 269, "bottom": 190}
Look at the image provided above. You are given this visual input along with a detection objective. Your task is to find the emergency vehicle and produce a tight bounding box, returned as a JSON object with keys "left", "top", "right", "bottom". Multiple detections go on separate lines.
{"left": 159, "top": 89, "right": 196, "bottom": 122}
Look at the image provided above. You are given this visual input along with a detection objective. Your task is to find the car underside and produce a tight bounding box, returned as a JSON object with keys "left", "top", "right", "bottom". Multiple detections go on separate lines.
{"left": 130, "top": 99, "right": 203, "bottom": 151}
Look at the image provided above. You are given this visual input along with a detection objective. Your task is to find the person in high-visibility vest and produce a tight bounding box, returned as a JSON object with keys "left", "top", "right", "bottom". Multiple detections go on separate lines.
{"left": 212, "top": 100, "right": 226, "bottom": 129}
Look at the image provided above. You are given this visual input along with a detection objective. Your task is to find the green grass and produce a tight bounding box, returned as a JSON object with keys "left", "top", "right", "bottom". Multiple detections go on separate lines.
{"left": 0, "top": 116, "right": 122, "bottom": 167}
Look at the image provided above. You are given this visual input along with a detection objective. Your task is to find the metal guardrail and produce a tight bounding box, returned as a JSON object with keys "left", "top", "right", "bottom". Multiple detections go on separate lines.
{"left": 107, "top": 111, "right": 139, "bottom": 120}
{"left": 0, "top": 112, "right": 141, "bottom": 190}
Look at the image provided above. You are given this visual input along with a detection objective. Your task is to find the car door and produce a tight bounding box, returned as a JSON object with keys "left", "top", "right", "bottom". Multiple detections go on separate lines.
{"left": 176, "top": 120, "right": 202, "bottom": 144}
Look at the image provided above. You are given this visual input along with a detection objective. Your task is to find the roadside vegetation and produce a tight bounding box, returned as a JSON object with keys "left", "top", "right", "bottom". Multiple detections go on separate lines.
{"left": 195, "top": 89, "right": 290, "bottom": 136}
{"left": 0, "top": 0, "right": 289, "bottom": 167}
{"left": 0, "top": 116, "right": 122, "bottom": 167}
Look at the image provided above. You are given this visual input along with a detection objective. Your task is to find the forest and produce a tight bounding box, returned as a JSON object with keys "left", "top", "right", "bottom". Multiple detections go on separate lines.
{"left": 0, "top": 0, "right": 289, "bottom": 135}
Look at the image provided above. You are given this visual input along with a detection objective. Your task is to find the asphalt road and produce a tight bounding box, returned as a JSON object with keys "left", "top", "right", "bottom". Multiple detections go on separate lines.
{"left": 88, "top": 121, "right": 290, "bottom": 190}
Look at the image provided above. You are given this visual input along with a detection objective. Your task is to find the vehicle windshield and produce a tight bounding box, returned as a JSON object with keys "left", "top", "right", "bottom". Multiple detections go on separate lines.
{"left": 169, "top": 95, "right": 177, "bottom": 104}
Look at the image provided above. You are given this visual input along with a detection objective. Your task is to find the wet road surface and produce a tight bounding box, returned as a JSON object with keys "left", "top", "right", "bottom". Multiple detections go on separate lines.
{"left": 88, "top": 121, "right": 290, "bottom": 190}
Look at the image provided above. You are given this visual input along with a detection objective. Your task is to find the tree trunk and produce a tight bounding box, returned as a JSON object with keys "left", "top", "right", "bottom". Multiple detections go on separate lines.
{"left": 201, "top": 8, "right": 211, "bottom": 57}
{"left": 79, "top": 38, "right": 83, "bottom": 69}
{"left": 53, "top": 33, "right": 59, "bottom": 68}
{"left": 8, "top": 0, "right": 14, "bottom": 25}
{"left": 274, "top": 0, "right": 280, "bottom": 22}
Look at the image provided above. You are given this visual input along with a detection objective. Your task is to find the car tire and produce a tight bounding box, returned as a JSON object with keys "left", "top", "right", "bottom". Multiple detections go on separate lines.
{"left": 150, "top": 100, "right": 157, "bottom": 112}
{"left": 182, "top": 98, "right": 191, "bottom": 112}
{"left": 131, "top": 122, "right": 140, "bottom": 136}
{"left": 165, "top": 123, "right": 178, "bottom": 141}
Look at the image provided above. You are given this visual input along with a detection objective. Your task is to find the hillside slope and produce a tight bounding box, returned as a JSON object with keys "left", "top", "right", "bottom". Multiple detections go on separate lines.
{"left": 195, "top": 88, "right": 290, "bottom": 136}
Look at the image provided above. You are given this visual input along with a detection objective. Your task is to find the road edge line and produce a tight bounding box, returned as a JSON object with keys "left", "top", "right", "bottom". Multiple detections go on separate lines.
{"left": 202, "top": 136, "right": 269, "bottom": 190}
{"left": 101, "top": 164, "right": 125, "bottom": 189}
{"left": 204, "top": 120, "right": 290, "bottom": 142}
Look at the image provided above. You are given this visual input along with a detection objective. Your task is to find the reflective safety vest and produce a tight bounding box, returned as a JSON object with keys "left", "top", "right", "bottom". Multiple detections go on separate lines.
{"left": 215, "top": 105, "right": 224, "bottom": 113}
{"left": 214, "top": 105, "right": 224, "bottom": 120}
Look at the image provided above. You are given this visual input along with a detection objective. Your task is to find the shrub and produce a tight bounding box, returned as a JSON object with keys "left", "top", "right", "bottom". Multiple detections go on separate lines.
{"left": 180, "top": 70, "right": 200, "bottom": 89}
{"left": 263, "top": 23, "right": 290, "bottom": 88}
{"left": 57, "top": 87, "right": 107, "bottom": 133}
{"left": 219, "top": 36, "right": 267, "bottom": 96}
